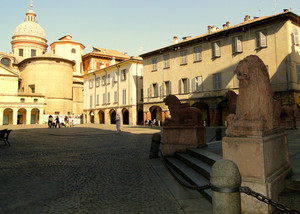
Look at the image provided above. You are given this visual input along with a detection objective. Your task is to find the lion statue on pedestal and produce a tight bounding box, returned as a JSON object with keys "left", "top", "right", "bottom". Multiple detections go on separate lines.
{"left": 163, "top": 95, "right": 203, "bottom": 126}
{"left": 228, "top": 55, "right": 280, "bottom": 131}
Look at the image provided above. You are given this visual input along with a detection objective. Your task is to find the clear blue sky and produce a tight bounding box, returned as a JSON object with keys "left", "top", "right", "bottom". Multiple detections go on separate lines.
{"left": 1, "top": 0, "right": 299, "bottom": 56}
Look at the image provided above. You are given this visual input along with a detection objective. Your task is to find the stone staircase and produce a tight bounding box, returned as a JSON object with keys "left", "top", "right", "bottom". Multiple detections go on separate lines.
{"left": 164, "top": 147, "right": 222, "bottom": 202}
{"left": 164, "top": 143, "right": 300, "bottom": 212}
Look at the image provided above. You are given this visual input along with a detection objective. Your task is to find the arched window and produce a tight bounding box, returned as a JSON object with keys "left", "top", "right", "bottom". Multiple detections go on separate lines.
{"left": 1, "top": 58, "right": 11, "bottom": 67}
{"left": 71, "top": 48, "right": 76, "bottom": 54}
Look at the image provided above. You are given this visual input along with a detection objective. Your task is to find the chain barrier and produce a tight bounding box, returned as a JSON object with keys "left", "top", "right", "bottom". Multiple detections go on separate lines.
{"left": 240, "top": 186, "right": 300, "bottom": 213}
{"left": 159, "top": 150, "right": 300, "bottom": 213}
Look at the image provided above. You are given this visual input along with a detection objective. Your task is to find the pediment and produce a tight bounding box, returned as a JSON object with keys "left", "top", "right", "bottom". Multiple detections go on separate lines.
{"left": 0, "top": 64, "right": 19, "bottom": 78}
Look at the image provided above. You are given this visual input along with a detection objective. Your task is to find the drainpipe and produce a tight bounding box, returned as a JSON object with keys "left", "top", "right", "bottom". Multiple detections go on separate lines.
{"left": 136, "top": 61, "right": 139, "bottom": 125}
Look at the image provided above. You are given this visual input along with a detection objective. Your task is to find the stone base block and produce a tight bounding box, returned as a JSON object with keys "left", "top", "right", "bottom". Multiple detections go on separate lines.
{"left": 223, "top": 131, "right": 290, "bottom": 214}
{"left": 163, "top": 126, "right": 206, "bottom": 156}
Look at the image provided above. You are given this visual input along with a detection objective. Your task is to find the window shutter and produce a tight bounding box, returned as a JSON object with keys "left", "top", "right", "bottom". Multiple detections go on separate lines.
{"left": 169, "top": 81, "right": 172, "bottom": 95}
{"left": 149, "top": 84, "right": 152, "bottom": 97}
{"left": 187, "top": 78, "right": 190, "bottom": 93}
{"left": 178, "top": 80, "right": 181, "bottom": 94}
{"left": 192, "top": 78, "right": 196, "bottom": 92}
{"left": 161, "top": 83, "right": 164, "bottom": 97}
{"left": 198, "top": 76, "right": 203, "bottom": 92}
{"left": 259, "top": 32, "right": 267, "bottom": 47}
{"left": 297, "top": 65, "right": 300, "bottom": 83}
{"left": 237, "top": 37, "right": 242, "bottom": 52}
{"left": 215, "top": 42, "right": 220, "bottom": 57}
{"left": 148, "top": 87, "right": 150, "bottom": 98}
{"left": 295, "top": 28, "right": 299, "bottom": 46}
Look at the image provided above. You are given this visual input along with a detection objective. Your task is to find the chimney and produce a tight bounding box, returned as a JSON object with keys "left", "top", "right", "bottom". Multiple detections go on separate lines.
{"left": 111, "top": 57, "right": 116, "bottom": 65}
{"left": 182, "top": 36, "right": 191, "bottom": 41}
{"left": 283, "top": 9, "right": 289, "bottom": 12}
{"left": 173, "top": 36, "right": 178, "bottom": 44}
{"left": 226, "top": 21, "right": 230, "bottom": 28}
{"left": 244, "top": 15, "right": 251, "bottom": 22}
{"left": 211, "top": 25, "right": 218, "bottom": 32}
{"left": 208, "top": 25, "right": 212, "bottom": 33}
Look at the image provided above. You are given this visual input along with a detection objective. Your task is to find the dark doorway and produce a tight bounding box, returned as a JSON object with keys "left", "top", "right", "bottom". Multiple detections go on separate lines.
{"left": 110, "top": 111, "right": 116, "bottom": 124}
{"left": 123, "top": 110, "right": 129, "bottom": 125}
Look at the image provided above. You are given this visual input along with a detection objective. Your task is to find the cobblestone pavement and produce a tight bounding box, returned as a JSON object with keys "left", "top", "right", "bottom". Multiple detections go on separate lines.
{"left": 0, "top": 124, "right": 211, "bottom": 214}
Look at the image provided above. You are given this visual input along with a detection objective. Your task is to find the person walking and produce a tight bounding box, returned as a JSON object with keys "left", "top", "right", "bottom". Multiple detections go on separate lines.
{"left": 48, "top": 115, "right": 53, "bottom": 128}
{"left": 116, "top": 113, "right": 121, "bottom": 133}
{"left": 55, "top": 116, "right": 60, "bottom": 128}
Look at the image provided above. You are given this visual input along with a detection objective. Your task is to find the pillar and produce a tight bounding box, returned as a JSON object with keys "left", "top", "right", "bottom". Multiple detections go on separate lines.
{"left": 26, "top": 108, "right": 31, "bottom": 125}
{"left": 13, "top": 108, "right": 18, "bottom": 125}
{"left": 0, "top": 108, "right": 3, "bottom": 125}
{"left": 39, "top": 108, "right": 44, "bottom": 124}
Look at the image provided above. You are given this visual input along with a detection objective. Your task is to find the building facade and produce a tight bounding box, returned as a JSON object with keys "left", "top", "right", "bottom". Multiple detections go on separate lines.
{"left": 83, "top": 56, "right": 143, "bottom": 125}
{"left": 0, "top": 3, "right": 85, "bottom": 125}
{"left": 140, "top": 10, "right": 300, "bottom": 126}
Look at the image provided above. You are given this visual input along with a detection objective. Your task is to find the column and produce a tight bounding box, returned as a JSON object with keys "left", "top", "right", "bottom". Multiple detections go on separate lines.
{"left": 26, "top": 108, "right": 31, "bottom": 125}
{"left": 0, "top": 108, "right": 3, "bottom": 125}
{"left": 39, "top": 108, "right": 44, "bottom": 124}
{"left": 13, "top": 108, "right": 18, "bottom": 125}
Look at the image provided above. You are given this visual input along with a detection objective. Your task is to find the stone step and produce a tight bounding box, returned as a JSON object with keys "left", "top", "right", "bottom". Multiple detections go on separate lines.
{"left": 186, "top": 148, "right": 222, "bottom": 166}
{"left": 165, "top": 156, "right": 212, "bottom": 201}
{"left": 175, "top": 152, "right": 212, "bottom": 180}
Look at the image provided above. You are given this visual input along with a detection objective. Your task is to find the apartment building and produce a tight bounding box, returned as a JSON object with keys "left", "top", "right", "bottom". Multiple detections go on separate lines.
{"left": 83, "top": 56, "right": 143, "bottom": 125}
{"left": 140, "top": 10, "right": 300, "bottom": 126}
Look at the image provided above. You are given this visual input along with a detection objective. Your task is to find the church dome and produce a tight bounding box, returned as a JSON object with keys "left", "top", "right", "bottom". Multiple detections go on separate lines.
{"left": 13, "top": 21, "right": 46, "bottom": 39}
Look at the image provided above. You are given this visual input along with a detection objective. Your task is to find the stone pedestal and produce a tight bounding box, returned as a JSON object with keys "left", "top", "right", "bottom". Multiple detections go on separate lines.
{"left": 163, "top": 126, "right": 206, "bottom": 156}
{"left": 223, "top": 130, "right": 290, "bottom": 213}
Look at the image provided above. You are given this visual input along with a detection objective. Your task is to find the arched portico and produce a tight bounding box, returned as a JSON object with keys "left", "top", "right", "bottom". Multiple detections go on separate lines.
{"left": 122, "top": 108, "right": 129, "bottom": 125}
{"left": 31, "top": 108, "right": 40, "bottom": 124}
{"left": 3, "top": 108, "right": 13, "bottom": 125}
{"left": 192, "top": 102, "right": 210, "bottom": 126}
{"left": 150, "top": 106, "right": 162, "bottom": 123}
{"left": 89, "top": 111, "right": 94, "bottom": 123}
{"left": 110, "top": 109, "right": 116, "bottom": 124}
{"left": 98, "top": 110, "right": 105, "bottom": 124}
{"left": 17, "top": 108, "right": 27, "bottom": 125}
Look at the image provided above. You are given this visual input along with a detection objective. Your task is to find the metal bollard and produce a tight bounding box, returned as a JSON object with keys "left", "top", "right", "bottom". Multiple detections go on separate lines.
{"left": 149, "top": 133, "right": 161, "bottom": 159}
{"left": 210, "top": 159, "right": 241, "bottom": 214}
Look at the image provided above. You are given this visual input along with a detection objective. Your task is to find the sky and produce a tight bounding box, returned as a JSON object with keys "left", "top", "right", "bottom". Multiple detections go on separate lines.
{"left": 1, "top": 0, "right": 300, "bottom": 57}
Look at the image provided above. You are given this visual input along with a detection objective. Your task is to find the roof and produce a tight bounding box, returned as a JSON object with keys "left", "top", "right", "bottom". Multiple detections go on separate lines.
{"left": 18, "top": 53, "right": 75, "bottom": 66}
{"left": 83, "top": 56, "right": 143, "bottom": 77}
{"left": 140, "top": 11, "right": 300, "bottom": 57}
{"left": 90, "top": 47, "right": 131, "bottom": 59}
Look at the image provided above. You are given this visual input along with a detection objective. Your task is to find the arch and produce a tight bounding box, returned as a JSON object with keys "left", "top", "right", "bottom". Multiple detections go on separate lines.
{"left": 89, "top": 111, "right": 94, "bottom": 123}
{"left": 217, "top": 100, "right": 229, "bottom": 126}
{"left": 98, "top": 110, "right": 105, "bottom": 124}
{"left": 1, "top": 58, "right": 11, "bottom": 67}
{"left": 17, "top": 108, "right": 27, "bottom": 125}
{"left": 3, "top": 108, "right": 13, "bottom": 125}
{"left": 110, "top": 109, "right": 116, "bottom": 124}
{"left": 137, "top": 109, "right": 144, "bottom": 125}
{"left": 149, "top": 106, "right": 162, "bottom": 123}
{"left": 122, "top": 108, "right": 129, "bottom": 125}
{"left": 192, "top": 101, "right": 210, "bottom": 126}
{"left": 31, "top": 108, "right": 40, "bottom": 124}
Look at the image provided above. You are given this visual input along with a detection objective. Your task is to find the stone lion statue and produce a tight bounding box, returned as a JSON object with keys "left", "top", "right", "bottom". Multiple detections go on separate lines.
{"left": 224, "top": 90, "right": 238, "bottom": 114}
{"left": 163, "top": 95, "right": 203, "bottom": 126}
{"left": 230, "top": 55, "right": 279, "bottom": 130}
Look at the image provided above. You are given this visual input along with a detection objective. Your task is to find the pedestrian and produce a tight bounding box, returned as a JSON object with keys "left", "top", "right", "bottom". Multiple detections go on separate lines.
{"left": 55, "top": 116, "right": 60, "bottom": 128}
{"left": 48, "top": 115, "right": 53, "bottom": 128}
{"left": 116, "top": 113, "right": 121, "bottom": 133}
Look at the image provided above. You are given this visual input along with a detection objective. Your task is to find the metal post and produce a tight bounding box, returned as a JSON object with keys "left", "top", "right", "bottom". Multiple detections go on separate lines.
{"left": 149, "top": 133, "right": 161, "bottom": 159}
{"left": 210, "top": 159, "right": 241, "bottom": 214}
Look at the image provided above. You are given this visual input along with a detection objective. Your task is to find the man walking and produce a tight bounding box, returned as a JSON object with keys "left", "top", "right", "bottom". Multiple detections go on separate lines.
{"left": 116, "top": 113, "right": 121, "bottom": 133}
